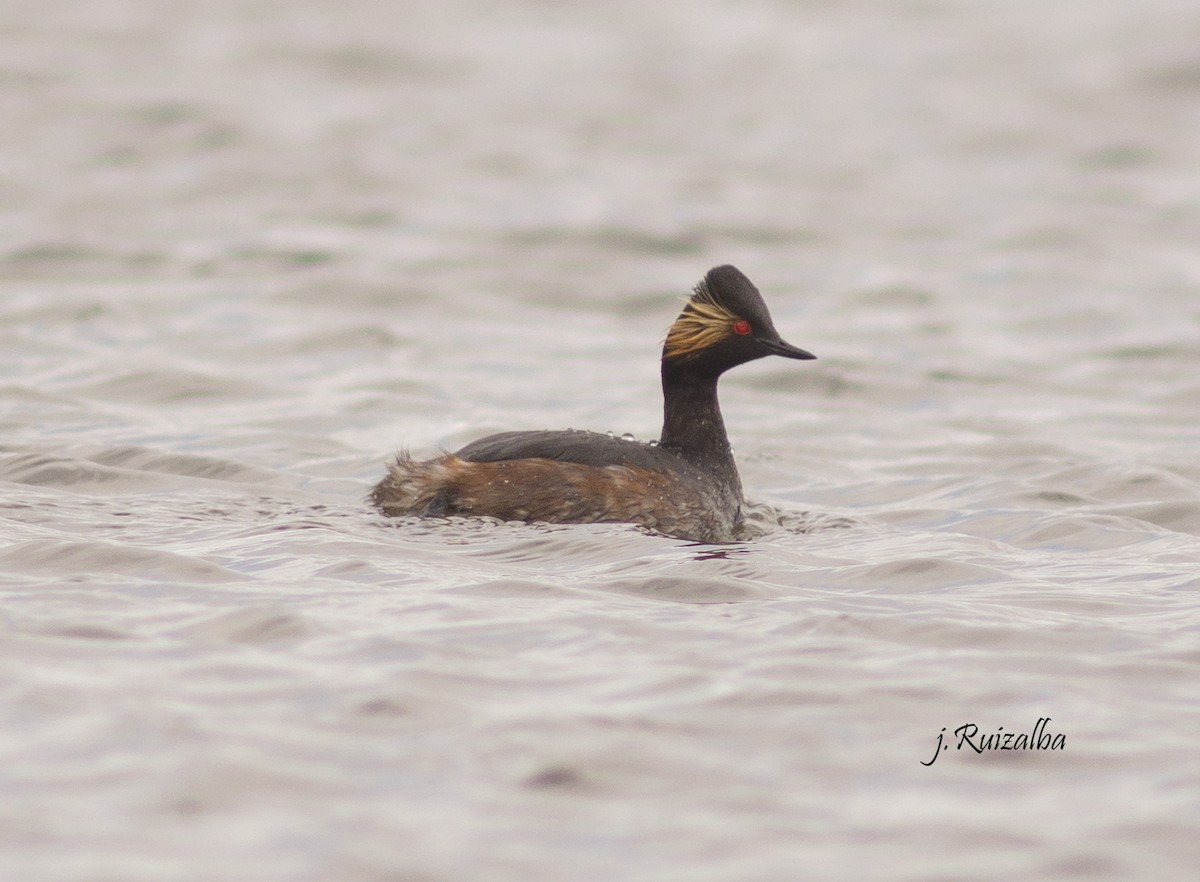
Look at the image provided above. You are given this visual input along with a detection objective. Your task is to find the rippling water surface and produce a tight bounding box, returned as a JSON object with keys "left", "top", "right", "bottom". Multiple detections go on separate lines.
{"left": 2, "top": 1, "right": 1199, "bottom": 879}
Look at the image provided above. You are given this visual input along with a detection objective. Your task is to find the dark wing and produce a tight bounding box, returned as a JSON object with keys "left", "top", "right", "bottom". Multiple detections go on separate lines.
{"left": 455, "top": 430, "right": 674, "bottom": 471}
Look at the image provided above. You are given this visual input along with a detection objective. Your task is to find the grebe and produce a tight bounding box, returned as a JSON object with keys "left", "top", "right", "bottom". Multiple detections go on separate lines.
{"left": 371, "top": 265, "right": 815, "bottom": 542}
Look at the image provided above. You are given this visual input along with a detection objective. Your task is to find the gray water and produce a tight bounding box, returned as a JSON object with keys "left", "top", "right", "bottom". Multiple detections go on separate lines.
{"left": 2, "top": 1, "right": 1199, "bottom": 879}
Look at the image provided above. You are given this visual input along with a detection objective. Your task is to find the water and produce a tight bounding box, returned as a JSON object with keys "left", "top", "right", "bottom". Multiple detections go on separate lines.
{"left": 2, "top": 1, "right": 1199, "bottom": 879}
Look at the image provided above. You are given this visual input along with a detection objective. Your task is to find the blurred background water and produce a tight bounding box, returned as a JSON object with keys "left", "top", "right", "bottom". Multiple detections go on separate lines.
{"left": 2, "top": 1, "right": 1199, "bottom": 879}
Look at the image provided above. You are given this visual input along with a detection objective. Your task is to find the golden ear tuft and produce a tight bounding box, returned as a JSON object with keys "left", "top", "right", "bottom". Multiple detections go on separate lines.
{"left": 663, "top": 280, "right": 741, "bottom": 359}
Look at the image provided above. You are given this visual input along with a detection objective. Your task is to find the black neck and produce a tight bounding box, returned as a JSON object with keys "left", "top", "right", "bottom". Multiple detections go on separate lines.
{"left": 658, "top": 364, "right": 740, "bottom": 486}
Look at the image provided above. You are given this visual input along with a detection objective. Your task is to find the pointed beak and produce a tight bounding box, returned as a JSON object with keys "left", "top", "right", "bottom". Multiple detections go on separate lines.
{"left": 761, "top": 338, "right": 816, "bottom": 360}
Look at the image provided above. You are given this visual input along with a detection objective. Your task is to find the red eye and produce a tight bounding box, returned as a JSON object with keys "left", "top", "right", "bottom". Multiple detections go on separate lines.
{"left": 732, "top": 319, "right": 752, "bottom": 335}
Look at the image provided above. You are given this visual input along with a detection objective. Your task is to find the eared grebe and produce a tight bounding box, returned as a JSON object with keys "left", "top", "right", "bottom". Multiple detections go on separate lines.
{"left": 371, "top": 265, "right": 815, "bottom": 542}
